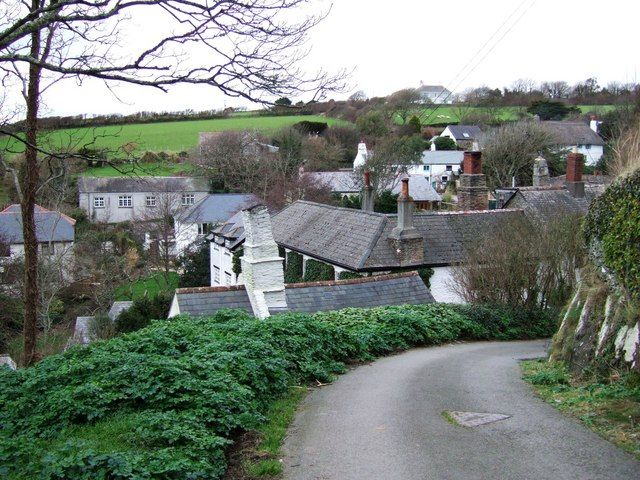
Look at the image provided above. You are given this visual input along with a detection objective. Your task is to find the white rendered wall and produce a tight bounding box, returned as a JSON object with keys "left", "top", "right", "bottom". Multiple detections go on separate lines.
{"left": 429, "top": 266, "right": 465, "bottom": 304}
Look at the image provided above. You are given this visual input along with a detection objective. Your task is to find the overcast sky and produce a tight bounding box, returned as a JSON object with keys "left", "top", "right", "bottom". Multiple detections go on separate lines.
{"left": 38, "top": 0, "right": 640, "bottom": 117}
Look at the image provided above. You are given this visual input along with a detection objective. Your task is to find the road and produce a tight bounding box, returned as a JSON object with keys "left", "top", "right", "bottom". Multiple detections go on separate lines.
{"left": 282, "top": 340, "right": 639, "bottom": 480}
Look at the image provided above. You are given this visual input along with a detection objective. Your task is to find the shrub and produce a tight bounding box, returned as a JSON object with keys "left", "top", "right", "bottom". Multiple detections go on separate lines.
{"left": 303, "top": 259, "right": 334, "bottom": 282}
{"left": 115, "top": 292, "right": 173, "bottom": 333}
{"left": 284, "top": 251, "right": 303, "bottom": 283}
{"left": 89, "top": 313, "right": 117, "bottom": 341}
{"left": 232, "top": 247, "right": 243, "bottom": 276}
{"left": 526, "top": 100, "right": 580, "bottom": 120}
{"left": 338, "top": 271, "right": 364, "bottom": 280}
{"left": 433, "top": 136, "right": 457, "bottom": 151}
{"left": 0, "top": 304, "right": 553, "bottom": 478}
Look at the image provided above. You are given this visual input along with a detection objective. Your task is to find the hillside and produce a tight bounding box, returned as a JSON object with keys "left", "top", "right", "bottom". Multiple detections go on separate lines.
{"left": 1, "top": 115, "right": 351, "bottom": 155}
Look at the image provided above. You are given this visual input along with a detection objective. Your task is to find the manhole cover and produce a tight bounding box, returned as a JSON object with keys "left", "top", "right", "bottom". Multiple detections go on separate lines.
{"left": 444, "top": 411, "right": 511, "bottom": 427}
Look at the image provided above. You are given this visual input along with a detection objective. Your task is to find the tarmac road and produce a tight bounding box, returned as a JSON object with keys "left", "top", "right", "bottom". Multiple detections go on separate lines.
{"left": 282, "top": 340, "right": 639, "bottom": 480}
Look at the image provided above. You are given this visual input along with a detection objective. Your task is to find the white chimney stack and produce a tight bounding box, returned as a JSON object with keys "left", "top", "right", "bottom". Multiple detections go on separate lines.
{"left": 353, "top": 141, "right": 369, "bottom": 170}
{"left": 589, "top": 116, "right": 600, "bottom": 133}
{"left": 240, "top": 205, "right": 287, "bottom": 318}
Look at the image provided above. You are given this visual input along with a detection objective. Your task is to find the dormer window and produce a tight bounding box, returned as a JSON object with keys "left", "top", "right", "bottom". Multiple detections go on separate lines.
{"left": 181, "top": 194, "right": 195, "bottom": 206}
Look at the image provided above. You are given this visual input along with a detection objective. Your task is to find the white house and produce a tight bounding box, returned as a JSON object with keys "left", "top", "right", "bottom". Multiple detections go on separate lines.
{"left": 439, "top": 125, "right": 483, "bottom": 149}
{"left": 0, "top": 204, "right": 75, "bottom": 262}
{"left": 417, "top": 85, "right": 453, "bottom": 104}
{"left": 209, "top": 211, "right": 245, "bottom": 287}
{"left": 173, "top": 193, "right": 258, "bottom": 256}
{"left": 406, "top": 150, "right": 464, "bottom": 189}
{"left": 77, "top": 176, "right": 210, "bottom": 224}
{"left": 541, "top": 121, "right": 605, "bottom": 166}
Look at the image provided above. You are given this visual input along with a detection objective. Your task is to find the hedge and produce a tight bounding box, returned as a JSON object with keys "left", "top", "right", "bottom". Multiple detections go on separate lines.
{"left": 303, "top": 259, "right": 335, "bottom": 282}
{"left": 0, "top": 304, "right": 555, "bottom": 479}
{"left": 284, "top": 251, "right": 303, "bottom": 283}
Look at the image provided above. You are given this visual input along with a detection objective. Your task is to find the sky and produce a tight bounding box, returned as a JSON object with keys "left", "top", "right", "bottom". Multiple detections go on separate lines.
{"left": 29, "top": 0, "right": 640, "bottom": 117}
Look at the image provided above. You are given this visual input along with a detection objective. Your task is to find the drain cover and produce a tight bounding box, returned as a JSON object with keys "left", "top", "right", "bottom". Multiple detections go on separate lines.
{"left": 446, "top": 411, "right": 511, "bottom": 427}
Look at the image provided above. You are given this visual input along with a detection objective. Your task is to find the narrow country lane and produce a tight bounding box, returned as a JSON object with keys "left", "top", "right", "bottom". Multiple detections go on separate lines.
{"left": 282, "top": 340, "right": 639, "bottom": 480}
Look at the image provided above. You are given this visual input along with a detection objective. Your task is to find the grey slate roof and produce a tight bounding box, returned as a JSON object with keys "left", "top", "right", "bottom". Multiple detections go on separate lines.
{"left": 445, "top": 125, "right": 483, "bottom": 141}
{"left": 542, "top": 121, "right": 605, "bottom": 146}
{"left": 501, "top": 186, "right": 590, "bottom": 219}
{"left": 284, "top": 272, "right": 434, "bottom": 313}
{"left": 172, "top": 272, "right": 434, "bottom": 317}
{"left": 271, "top": 201, "right": 524, "bottom": 270}
{"left": 420, "top": 150, "right": 464, "bottom": 166}
{"left": 77, "top": 176, "right": 210, "bottom": 194}
{"left": 305, "top": 172, "right": 441, "bottom": 202}
{"left": 0, "top": 204, "right": 75, "bottom": 244}
{"left": 210, "top": 211, "right": 246, "bottom": 250}
{"left": 108, "top": 301, "right": 134, "bottom": 321}
{"left": 173, "top": 285, "right": 253, "bottom": 316}
{"left": 178, "top": 194, "right": 259, "bottom": 224}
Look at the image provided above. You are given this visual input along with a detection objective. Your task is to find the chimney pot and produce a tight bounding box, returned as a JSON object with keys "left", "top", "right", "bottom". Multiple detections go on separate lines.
{"left": 364, "top": 170, "right": 371, "bottom": 187}
{"left": 463, "top": 151, "right": 482, "bottom": 175}
{"left": 401, "top": 177, "right": 409, "bottom": 198}
{"left": 565, "top": 152, "right": 585, "bottom": 198}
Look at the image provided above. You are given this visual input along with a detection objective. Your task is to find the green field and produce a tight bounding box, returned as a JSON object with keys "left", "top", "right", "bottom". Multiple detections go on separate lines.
{"left": 414, "top": 104, "right": 620, "bottom": 125}
{"left": 81, "top": 161, "right": 194, "bottom": 177}
{"left": 1, "top": 114, "right": 350, "bottom": 155}
{"left": 114, "top": 272, "right": 180, "bottom": 301}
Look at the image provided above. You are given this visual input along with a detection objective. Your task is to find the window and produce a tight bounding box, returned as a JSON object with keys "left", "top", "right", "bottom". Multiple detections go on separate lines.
{"left": 213, "top": 242, "right": 220, "bottom": 251}
{"left": 146, "top": 195, "right": 157, "bottom": 207}
{"left": 225, "top": 272, "right": 232, "bottom": 284}
{"left": 423, "top": 165, "right": 430, "bottom": 171}
{"left": 213, "top": 266, "right": 220, "bottom": 284}
{"left": 446, "top": 165, "right": 453, "bottom": 171}
{"left": 585, "top": 144, "right": 592, "bottom": 150}
{"left": 224, "top": 251, "right": 231, "bottom": 259}
{"left": 441, "top": 176, "right": 448, "bottom": 182}
{"left": 41, "top": 243, "right": 54, "bottom": 256}
{"left": 198, "top": 223, "right": 210, "bottom": 236}
{"left": 93, "top": 196, "right": 105, "bottom": 208}
{"left": 181, "top": 194, "right": 195, "bottom": 206}
{"left": 462, "top": 132, "right": 470, "bottom": 138}
{"left": 118, "top": 195, "right": 132, "bottom": 208}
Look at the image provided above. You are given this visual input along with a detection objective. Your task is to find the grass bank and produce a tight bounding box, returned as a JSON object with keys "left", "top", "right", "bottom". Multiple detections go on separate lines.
{"left": 114, "top": 272, "right": 180, "bottom": 301}
{"left": 521, "top": 360, "right": 640, "bottom": 459}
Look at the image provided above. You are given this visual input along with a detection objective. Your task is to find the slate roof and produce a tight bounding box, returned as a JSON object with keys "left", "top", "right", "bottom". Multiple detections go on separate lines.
{"left": 77, "top": 176, "right": 210, "bottom": 194}
{"left": 171, "top": 272, "right": 434, "bottom": 317}
{"left": 541, "top": 121, "right": 605, "bottom": 146}
{"left": 108, "top": 301, "right": 134, "bottom": 321}
{"left": 305, "top": 172, "right": 441, "bottom": 202}
{"left": 210, "top": 211, "right": 246, "bottom": 250}
{"left": 444, "top": 125, "right": 483, "bottom": 141}
{"left": 271, "top": 201, "right": 524, "bottom": 270}
{"left": 420, "top": 150, "right": 464, "bottom": 166}
{"left": 501, "top": 186, "right": 590, "bottom": 219}
{"left": 0, "top": 204, "right": 75, "bottom": 244}
{"left": 178, "top": 194, "right": 259, "bottom": 224}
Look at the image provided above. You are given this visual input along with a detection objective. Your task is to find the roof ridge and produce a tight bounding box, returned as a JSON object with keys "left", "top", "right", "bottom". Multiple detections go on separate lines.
{"left": 176, "top": 284, "right": 247, "bottom": 294}
{"left": 294, "top": 200, "right": 387, "bottom": 218}
{"left": 285, "top": 271, "right": 419, "bottom": 289}
{"left": 414, "top": 208, "right": 524, "bottom": 217}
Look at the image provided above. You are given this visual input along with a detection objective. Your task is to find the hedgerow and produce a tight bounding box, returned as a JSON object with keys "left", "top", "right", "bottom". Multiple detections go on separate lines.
{"left": 0, "top": 304, "right": 553, "bottom": 479}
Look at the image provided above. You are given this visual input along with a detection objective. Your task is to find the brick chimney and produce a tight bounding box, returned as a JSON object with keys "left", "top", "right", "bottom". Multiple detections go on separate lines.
{"left": 240, "top": 205, "right": 287, "bottom": 318}
{"left": 458, "top": 151, "right": 488, "bottom": 210}
{"left": 565, "top": 150, "right": 585, "bottom": 198}
{"left": 388, "top": 178, "right": 424, "bottom": 265}
{"left": 361, "top": 171, "right": 375, "bottom": 212}
{"left": 533, "top": 155, "right": 550, "bottom": 186}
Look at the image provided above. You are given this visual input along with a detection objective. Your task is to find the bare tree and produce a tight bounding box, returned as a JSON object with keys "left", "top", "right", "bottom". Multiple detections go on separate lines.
{"left": 540, "top": 81, "right": 570, "bottom": 99}
{"left": 386, "top": 88, "right": 422, "bottom": 125}
{"left": 480, "top": 120, "right": 565, "bottom": 189}
{"left": 0, "top": 0, "right": 345, "bottom": 365}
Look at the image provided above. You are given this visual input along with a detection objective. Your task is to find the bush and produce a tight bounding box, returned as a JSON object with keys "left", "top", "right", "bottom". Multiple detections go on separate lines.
{"left": 303, "top": 259, "right": 334, "bottom": 282}
{"left": 284, "top": 251, "right": 303, "bottom": 283}
{"left": 584, "top": 169, "right": 640, "bottom": 298}
{"left": 89, "top": 313, "right": 117, "bottom": 341}
{"left": 115, "top": 292, "right": 173, "bottom": 333}
{"left": 338, "top": 271, "right": 364, "bottom": 280}
{"left": 526, "top": 100, "right": 580, "bottom": 121}
{"left": 232, "top": 247, "right": 243, "bottom": 276}
{"left": 0, "top": 303, "right": 553, "bottom": 478}
{"left": 433, "top": 136, "right": 457, "bottom": 151}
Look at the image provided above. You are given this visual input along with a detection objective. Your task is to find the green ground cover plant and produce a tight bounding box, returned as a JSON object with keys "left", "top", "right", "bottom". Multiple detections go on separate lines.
{"left": 0, "top": 304, "right": 555, "bottom": 479}
{"left": 114, "top": 272, "right": 179, "bottom": 301}
{"left": 522, "top": 360, "right": 640, "bottom": 459}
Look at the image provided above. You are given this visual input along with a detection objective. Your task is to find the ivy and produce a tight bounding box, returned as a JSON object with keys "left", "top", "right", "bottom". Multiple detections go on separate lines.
{"left": 284, "top": 251, "right": 303, "bottom": 283}
{"left": 232, "top": 247, "right": 243, "bottom": 276}
{"left": 584, "top": 169, "right": 640, "bottom": 298}
{"left": 303, "top": 259, "right": 334, "bottom": 282}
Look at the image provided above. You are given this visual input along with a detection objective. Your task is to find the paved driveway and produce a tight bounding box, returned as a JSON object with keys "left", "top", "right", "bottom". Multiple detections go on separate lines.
{"left": 282, "top": 340, "right": 639, "bottom": 480}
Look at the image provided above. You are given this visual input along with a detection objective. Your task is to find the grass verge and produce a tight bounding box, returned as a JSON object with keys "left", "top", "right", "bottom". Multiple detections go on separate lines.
{"left": 231, "top": 387, "right": 308, "bottom": 479}
{"left": 521, "top": 359, "right": 640, "bottom": 459}
{"left": 114, "top": 272, "right": 179, "bottom": 300}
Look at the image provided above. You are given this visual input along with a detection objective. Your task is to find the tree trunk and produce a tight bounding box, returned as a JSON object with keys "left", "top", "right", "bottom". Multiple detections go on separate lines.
{"left": 21, "top": 3, "right": 42, "bottom": 366}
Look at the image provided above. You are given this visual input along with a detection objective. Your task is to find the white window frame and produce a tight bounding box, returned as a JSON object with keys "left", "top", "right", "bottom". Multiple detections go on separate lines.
{"left": 224, "top": 271, "right": 232, "bottom": 284}
{"left": 213, "top": 266, "right": 220, "bottom": 284}
{"left": 93, "top": 196, "right": 105, "bottom": 208}
{"left": 181, "top": 194, "right": 195, "bottom": 206}
{"left": 146, "top": 195, "right": 157, "bottom": 207}
{"left": 213, "top": 242, "right": 220, "bottom": 251}
{"left": 118, "top": 195, "right": 133, "bottom": 208}
{"left": 198, "top": 223, "right": 209, "bottom": 236}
